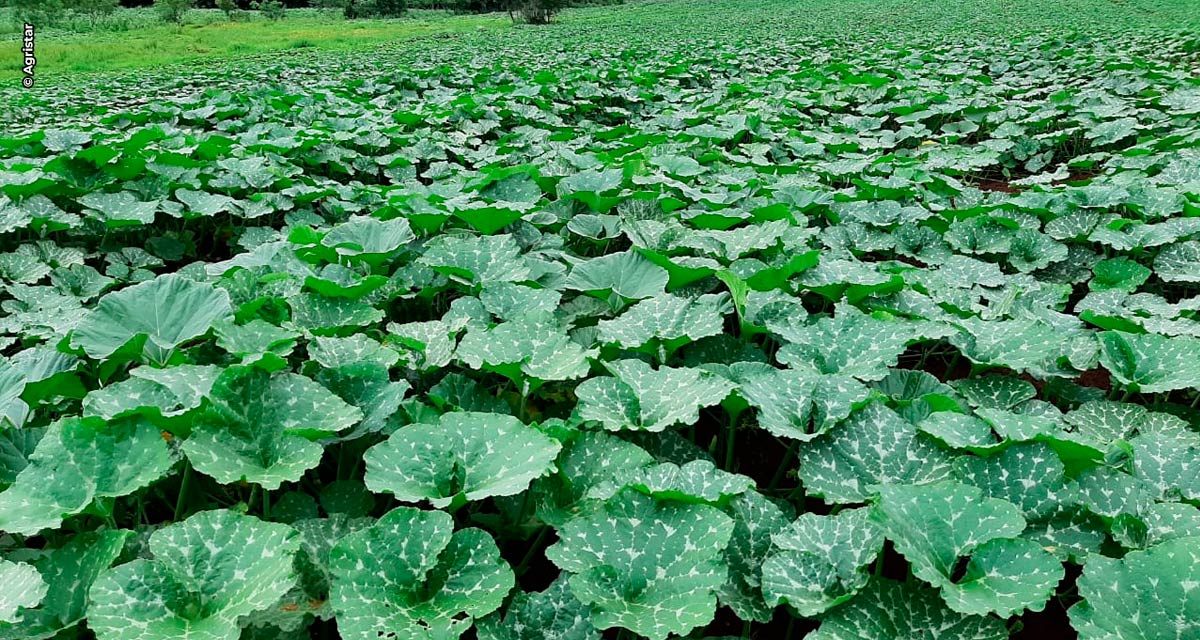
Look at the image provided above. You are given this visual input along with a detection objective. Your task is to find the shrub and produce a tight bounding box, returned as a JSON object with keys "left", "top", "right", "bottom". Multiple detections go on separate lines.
{"left": 65, "top": 0, "right": 119, "bottom": 23}
{"left": 10, "top": 0, "right": 66, "bottom": 26}
{"left": 313, "top": 0, "right": 347, "bottom": 14}
{"left": 509, "top": 0, "right": 561, "bottom": 24}
{"left": 253, "top": 0, "right": 286, "bottom": 19}
{"left": 216, "top": 0, "right": 239, "bottom": 19}
{"left": 154, "top": 0, "right": 195, "bottom": 23}
{"left": 344, "top": 0, "right": 404, "bottom": 18}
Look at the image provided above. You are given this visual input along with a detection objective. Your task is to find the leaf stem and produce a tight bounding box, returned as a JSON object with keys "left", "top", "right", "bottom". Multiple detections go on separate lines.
{"left": 514, "top": 526, "right": 550, "bottom": 576}
{"left": 174, "top": 461, "right": 192, "bottom": 522}
{"left": 767, "top": 440, "right": 799, "bottom": 491}
{"left": 724, "top": 413, "right": 738, "bottom": 472}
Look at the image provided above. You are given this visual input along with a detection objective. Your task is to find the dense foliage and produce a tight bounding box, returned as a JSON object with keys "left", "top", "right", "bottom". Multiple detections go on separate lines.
{"left": 1, "top": 0, "right": 1200, "bottom": 638}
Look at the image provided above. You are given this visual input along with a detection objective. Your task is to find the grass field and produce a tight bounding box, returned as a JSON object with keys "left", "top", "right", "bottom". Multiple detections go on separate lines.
{"left": 1, "top": 1, "right": 1200, "bottom": 639}
{"left": 0, "top": 8, "right": 510, "bottom": 79}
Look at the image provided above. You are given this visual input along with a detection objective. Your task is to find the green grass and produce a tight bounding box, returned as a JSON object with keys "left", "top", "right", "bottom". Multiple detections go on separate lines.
{"left": 0, "top": 8, "right": 508, "bottom": 79}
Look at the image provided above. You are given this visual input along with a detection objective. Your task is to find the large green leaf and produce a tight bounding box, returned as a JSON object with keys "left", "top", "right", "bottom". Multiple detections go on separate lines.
{"left": 871, "top": 481, "right": 1063, "bottom": 616}
{"left": 565, "top": 251, "right": 669, "bottom": 300}
{"left": 0, "top": 559, "right": 45, "bottom": 623}
{"left": 83, "top": 364, "right": 219, "bottom": 420}
{"left": 575, "top": 359, "right": 736, "bottom": 432}
{"left": 321, "top": 215, "right": 414, "bottom": 258}
{"left": 0, "top": 530, "right": 128, "bottom": 640}
{"left": 1070, "top": 536, "right": 1200, "bottom": 640}
{"left": 0, "top": 416, "right": 176, "bottom": 535}
{"left": 761, "top": 507, "right": 884, "bottom": 616}
{"left": 418, "top": 234, "right": 530, "bottom": 285}
{"left": 776, "top": 305, "right": 951, "bottom": 381}
{"left": 798, "top": 403, "right": 955, "bottom": 503}
{"left": 89, "top": 510, "right": 300, "bottom": 640}
{"left": 363, "top": 411, "right": 561, "bottom": 509}
{"left": 597, "top": 293, "right": 729, "bottom": 350}
{"left": 808, "top": 578, "right": 1007, "bottom": 640}
{"left": 183, "top": 366, "right": 363, "bottom": 490}
{"left": 456, "top": 312, "right": 595, "bottom": 384}
{"left": 1098, "top": 331, "right": 1200, "bottom": 393}
{"left": 476, "top": 576, "right": 600, "bottom": 640}
{"left": 735, "top": 363, "right": 870, "bottom": 440}
{"left": 329, "top": 506, "right": 513, "bottom": 640}
{"left": 71, "top": 274, "right": 232, "bottom": 362}
{"left": 545, "top": 489, "right": 734, "bottom": 640}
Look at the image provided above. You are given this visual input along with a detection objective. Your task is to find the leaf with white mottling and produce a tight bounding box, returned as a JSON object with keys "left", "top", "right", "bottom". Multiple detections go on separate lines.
{"left": 83, "top": 364, "right": 219, "bottom": 419}
{"left": 575, "top": 359, "right": 735, "bottom": 432}
{"left": 88, "top": 510, "right": 300, "bottom": 640}
{"left": 183, "top": 367, "right": 363, "bottom": 490}
{"left": 364, "top": 412, "right": 561, "bottom": 509}
{"left": 735, "top": 364, "right": 870, "bottom": 441}
{"left": 1098, "top": 331, "right": 1200, "bottom": 393}
{"left": 872, "top": 481, "right": 1062, "bottom": 616}
{"left": 596, "top": 459, "right": 752, "bottom": 505}
{"left": 419, "top": 234, "right": 530, "bottom": 285}
{"left": 718, "top": 491, "right": 792, "bottom": 623}
{"left": 808, "top": 578, "right": 1007, "bottom": 640}
{"left": 329, "top": 506, "right": 513, "bottom": 640}
{"left": 0, "top": 415, "right": 175, "bottom": 535}
{"left": 1070, "top": 536, "right": 1200, "bottom": 640}
{"left": 0, "top": 559, "right": 45, "bottom": 623}
{"left": 0, "top": 530, "right": 128, "bottom": 640}
{"left": 456, "top": 312, "right": 595, "bottom": 384}
{"left": 776, "top": 304, "right": 952, "bottom": 381}
{"left": 476, "top": 576, "right": 599, "bottom": 640}
{"left": 545, "top": 489, "right": 734, "bottom": 640}
{"left": 597, "top": 293, "right": 728, "bottom": 350}
{"left": 798, "top": 403, "right": 955, "bottom": 503}
{"left": 761, "top": 508, "right": 883, "bottom": 616}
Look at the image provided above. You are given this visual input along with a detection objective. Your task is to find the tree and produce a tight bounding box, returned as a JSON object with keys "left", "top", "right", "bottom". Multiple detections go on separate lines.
{"left": 11, "top": 0, "right": 66, "bottom": 26}
{"left": 313, "top": 0, "right": 345, "bottom": 14}
{"left": 252, "top": 0, "right": 285, "bottom": 19}
{"left": 216, "top": 0, "right": 238, "bottom": 19}
{"left": 508, "top": 0, "right": 561, "bottom": 24}
{"left": 65, "top": 0, "right": 120, "bottom": 23}
{"left": 344, "top": 0, "right": 404, "bottom": 18}
{"left": 154, "top": 0, "right": 194, "bottom": 23}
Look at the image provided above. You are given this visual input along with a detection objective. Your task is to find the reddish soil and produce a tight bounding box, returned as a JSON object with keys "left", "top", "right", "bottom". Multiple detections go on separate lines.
{"left": 977, "top": 178, "right": 1022, "bottom": 194}
{"left": 1075, "top": 368, "right": 1113, "bottom": 392}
